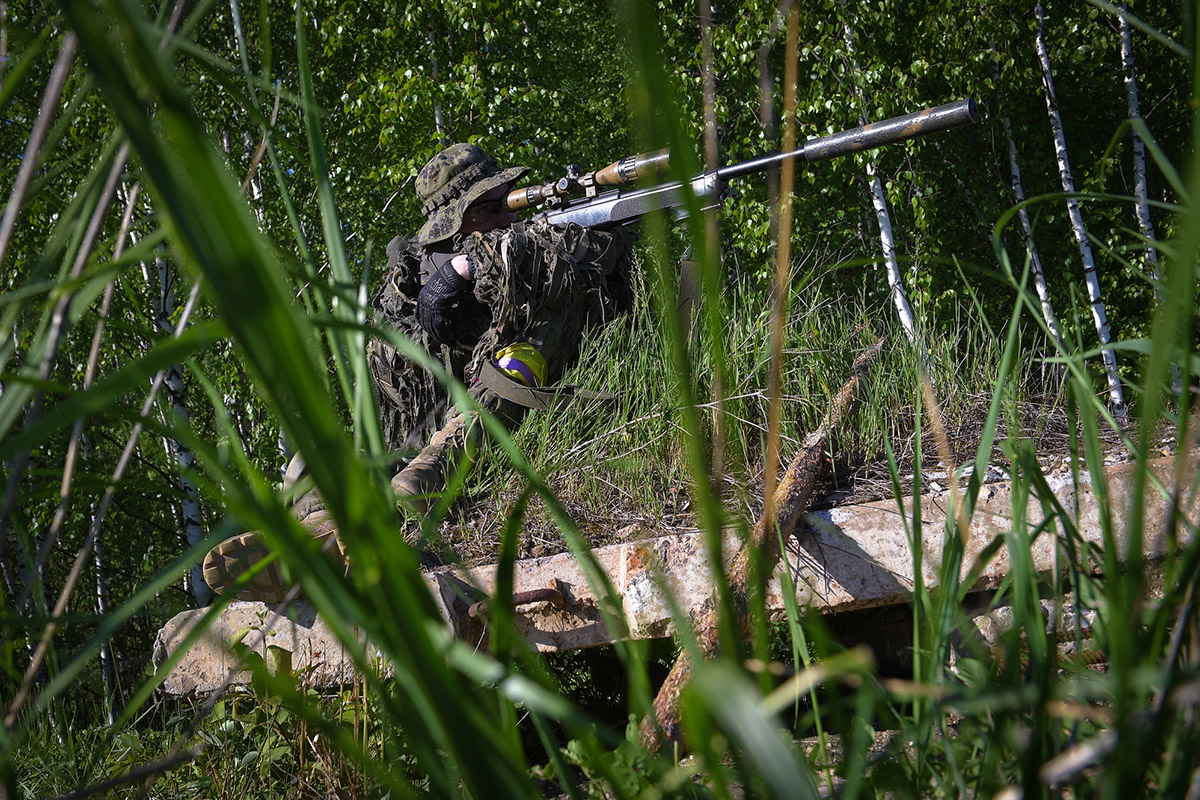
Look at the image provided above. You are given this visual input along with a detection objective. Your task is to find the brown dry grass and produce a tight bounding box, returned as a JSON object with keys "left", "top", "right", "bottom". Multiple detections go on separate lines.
{"left": 408, "top": 387, "right": 1155, "bottom": 570}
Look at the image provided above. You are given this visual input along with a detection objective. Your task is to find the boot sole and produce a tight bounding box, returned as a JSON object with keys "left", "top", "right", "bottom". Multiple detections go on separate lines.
{"left": 202, "top": 511, "right": 343, "bottom": 605}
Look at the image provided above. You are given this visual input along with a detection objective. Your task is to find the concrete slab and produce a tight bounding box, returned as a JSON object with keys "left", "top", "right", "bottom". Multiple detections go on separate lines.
{"left": 152, "top": 599, "right": 384, "bottom": 695}
{"left": 154, "top": 454, "right": 1196, "bottom": 694}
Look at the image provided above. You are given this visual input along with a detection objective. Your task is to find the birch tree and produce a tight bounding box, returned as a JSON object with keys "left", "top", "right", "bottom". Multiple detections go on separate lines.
{"left": 1119, "top": 3, "right": 1178, "bottom": 393}
{"left": 1035, "top": 2, "right": 1126, "bottom": 418}
{"left": 82, "top": 434, "right": 117, "bottom": 725}
{"left": 866, "top": 162, "right": 919, "bottom": 339}
{"left": 1119, "top": 5, "right": 1163, "bottom": 295}
{"left": 154, "top": 251, "right": 208, "bottom": 605}
{"left": 839, "top": 12, "right": 918, "bottom": 341}
{"left": 1001, "top": 106, "right": 1063, "bottom": 348}
{"left": 126, "top": 181, "right": 209, "bottom": 606}
{"left": 427, "top": 13, "right": 447, "bottom": 143}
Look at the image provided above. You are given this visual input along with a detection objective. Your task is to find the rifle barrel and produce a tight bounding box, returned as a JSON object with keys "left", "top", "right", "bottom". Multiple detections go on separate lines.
{"left": 518, "top": 98, "right": 979, "bottom": 222}
{"left": 718, "top": 98, "right": 979, "bottom": 181}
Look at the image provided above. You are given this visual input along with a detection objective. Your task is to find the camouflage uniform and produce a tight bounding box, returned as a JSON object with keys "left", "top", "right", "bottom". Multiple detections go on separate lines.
{"left": 368, "top": 143, "right": 634, "bottom": 455}
{"left": 203, "top": 143, "right": 632, "bottom": 602}
{"left": 369, "top": 219, "right": 633, "bottom": 452}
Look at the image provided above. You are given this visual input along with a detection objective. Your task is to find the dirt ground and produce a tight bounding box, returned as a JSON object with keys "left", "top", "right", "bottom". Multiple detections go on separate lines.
{"left": 413, "top": 396, "right": 1169, "bottom": 569}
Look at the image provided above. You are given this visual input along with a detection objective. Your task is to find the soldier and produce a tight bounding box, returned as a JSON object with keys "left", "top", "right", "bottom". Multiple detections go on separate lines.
{"left": 203, "top": 142, "right": 634, "bottom": 603}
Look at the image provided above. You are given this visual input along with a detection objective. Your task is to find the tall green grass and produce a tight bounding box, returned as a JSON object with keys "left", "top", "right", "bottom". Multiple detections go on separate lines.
{"left": 2, "top": 1, "right": 1199, "bottom": 798}
{"left": 468, "top": 274, "right": 1012, "bottom": 554}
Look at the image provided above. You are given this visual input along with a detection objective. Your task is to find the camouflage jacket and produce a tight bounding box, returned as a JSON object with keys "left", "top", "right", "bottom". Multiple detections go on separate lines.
{"left": 369, "top": 219, "right": 633, "bottom": 451}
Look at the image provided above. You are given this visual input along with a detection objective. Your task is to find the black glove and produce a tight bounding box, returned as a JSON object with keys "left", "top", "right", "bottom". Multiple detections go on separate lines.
{"left": 417, "top": 258, "right": 470, "bottom": 346}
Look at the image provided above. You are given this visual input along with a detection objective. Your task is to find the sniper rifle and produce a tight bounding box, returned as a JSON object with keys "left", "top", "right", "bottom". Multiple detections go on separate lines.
{"left": 504, "top": 98, "right": 979, "bottom": 228}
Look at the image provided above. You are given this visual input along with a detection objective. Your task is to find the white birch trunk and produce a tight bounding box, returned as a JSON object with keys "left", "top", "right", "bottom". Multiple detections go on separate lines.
{"left": 278, "top": 430, "right": 294, "bottom": 482}
{"left": 1035, "top": 3, "right": 1126, "bottom": 418}
{"left": 840, "top": 15, "right": 918, "bottom": 341}
{"left": 757, "top": 46, "right": 779, "bottom": 230}
{"left": 81, "top": 434, "right": 118, "bottom": 724}
{"left": 428, "top": 15, "right": 446, "bottom": 141}
{"left": 1002, "top": 111, "right": 1064, "bottom": 347}
{"left": 1120, "top": 7, "right": 1160, "bottom": 281}
{"left": 92, "top": 523, "right": 116, "bottom": 725}
{"left": 867, "top": 164, "right": 918, "bottom": 339}
{"left": 1120, "top": 5, "right": 1178, "bottom": 394}
{"left": 127, "top": 183, "right": 209, "bottom": 605}
{"left": 154, "top": 247, "right": 209, "bottom": 606}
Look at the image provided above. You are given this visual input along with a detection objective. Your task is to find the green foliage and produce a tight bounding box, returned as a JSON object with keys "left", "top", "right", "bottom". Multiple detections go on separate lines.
{"left": 2, "top": 0, "right": 1199, "bottom": 797}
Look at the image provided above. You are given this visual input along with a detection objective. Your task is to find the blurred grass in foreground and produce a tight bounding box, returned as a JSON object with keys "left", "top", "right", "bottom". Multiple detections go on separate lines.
{"left": 2, "top": 1, "right": 1199, "bottom": 798}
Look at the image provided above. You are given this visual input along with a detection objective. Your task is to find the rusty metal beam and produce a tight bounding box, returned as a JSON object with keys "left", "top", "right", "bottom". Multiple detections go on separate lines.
{"left": 154, "top": 455, "right": 1195, "bottom": 695}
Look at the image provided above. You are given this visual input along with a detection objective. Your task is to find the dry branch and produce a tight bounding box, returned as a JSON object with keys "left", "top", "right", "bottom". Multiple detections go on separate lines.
{"left": 641, "top": 340, "right": 884, "bottom": 752}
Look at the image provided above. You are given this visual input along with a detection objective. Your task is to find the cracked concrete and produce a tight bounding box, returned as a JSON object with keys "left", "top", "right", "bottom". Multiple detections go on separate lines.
{"left": 154, "top": 455, "right": 1195, "bottom": 694}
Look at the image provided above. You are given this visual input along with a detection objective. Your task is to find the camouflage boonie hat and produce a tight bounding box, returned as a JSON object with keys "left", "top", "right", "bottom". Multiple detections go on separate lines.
{"left": 414, "top": 143, "right": 529, "bottom": 247}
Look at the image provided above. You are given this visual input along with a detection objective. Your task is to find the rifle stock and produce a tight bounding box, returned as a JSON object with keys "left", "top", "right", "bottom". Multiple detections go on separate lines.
{"left": 511, "top": 98, "right": 979, "bottom": 229}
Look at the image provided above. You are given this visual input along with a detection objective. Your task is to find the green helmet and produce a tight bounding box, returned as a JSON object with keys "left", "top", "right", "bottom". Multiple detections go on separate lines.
{"left": 414, "top": 143, "right": 529, "bottom": 247}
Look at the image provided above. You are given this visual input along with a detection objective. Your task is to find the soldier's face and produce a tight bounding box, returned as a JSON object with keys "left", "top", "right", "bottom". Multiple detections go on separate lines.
{"left": 459, "top": 184, "right": 517, "bottom": 235}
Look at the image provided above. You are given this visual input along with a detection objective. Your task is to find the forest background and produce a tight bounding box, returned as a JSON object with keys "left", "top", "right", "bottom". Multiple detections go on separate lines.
{"left": 1, "top": 0, "right": 1197, "bottom": 796}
